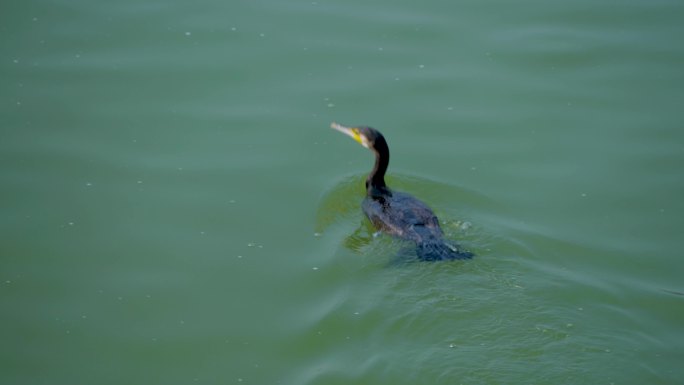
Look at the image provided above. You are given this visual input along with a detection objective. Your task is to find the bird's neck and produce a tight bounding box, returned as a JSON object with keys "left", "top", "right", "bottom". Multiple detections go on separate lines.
{"left": 366, "top": 136, "right": 390, "bottom": 197}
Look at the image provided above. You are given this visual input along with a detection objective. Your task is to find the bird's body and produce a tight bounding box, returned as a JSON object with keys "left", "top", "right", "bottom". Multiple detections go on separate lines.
{"left": 331, "top": 123, "right": 472, "bottom": 261}
{"left": 362, "top": 191, "right": 438, "bottom": 239}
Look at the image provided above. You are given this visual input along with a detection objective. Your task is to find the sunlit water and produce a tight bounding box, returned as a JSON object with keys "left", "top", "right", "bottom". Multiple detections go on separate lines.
{"left": 2, "top": 0, "right": 683, "bottom": 384}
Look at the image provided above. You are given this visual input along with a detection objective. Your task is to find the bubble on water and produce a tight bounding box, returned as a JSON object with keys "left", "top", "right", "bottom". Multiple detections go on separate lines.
{"left": 185, "top": 31, "right": 192, "bottom": 36}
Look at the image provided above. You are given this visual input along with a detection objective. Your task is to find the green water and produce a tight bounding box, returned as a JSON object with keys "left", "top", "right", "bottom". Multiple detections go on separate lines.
{"left": 2, "top": 0, "right": 684, "bottom": 384}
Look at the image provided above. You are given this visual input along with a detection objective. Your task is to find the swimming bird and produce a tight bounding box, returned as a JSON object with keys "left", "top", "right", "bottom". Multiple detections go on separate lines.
{"left": 331, "top": 122, "right": 472, "bottom": 261}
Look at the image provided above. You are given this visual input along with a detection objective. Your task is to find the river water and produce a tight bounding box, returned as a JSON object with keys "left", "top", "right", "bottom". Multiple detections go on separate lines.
{"left": 2, "top": 0, "right": 683, "bottom": 384}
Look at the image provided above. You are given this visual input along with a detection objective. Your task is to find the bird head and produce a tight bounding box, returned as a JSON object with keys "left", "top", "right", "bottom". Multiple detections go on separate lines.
{"left": 330, "top": 122, "right": 383, "bottom": 150}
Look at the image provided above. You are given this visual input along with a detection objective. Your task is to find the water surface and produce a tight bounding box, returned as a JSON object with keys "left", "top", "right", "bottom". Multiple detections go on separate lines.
{"left": 2, "top": 0, "right": 684, "bottom": 384}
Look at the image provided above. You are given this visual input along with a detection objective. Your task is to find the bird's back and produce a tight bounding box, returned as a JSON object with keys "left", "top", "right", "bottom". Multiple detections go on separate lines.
{"left": 362, "top": 190, "right": 473, "bottom": 260}
{"left": 362, "top": 191, "right": 442, "bottom": 243}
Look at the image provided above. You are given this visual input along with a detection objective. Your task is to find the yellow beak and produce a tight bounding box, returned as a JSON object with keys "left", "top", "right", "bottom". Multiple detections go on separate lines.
{"left": 331, "top": 122, "right": 364, "bottom": 146}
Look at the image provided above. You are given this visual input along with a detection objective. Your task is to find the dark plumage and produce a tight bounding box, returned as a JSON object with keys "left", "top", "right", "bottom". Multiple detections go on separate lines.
{"left": 331, "top": 123, "right": 472, "bottom": 261}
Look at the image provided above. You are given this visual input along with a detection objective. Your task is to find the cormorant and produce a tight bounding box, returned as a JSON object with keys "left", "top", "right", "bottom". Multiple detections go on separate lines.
{"left": 331, "top": 122, "right": 473, "bottom": 261}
